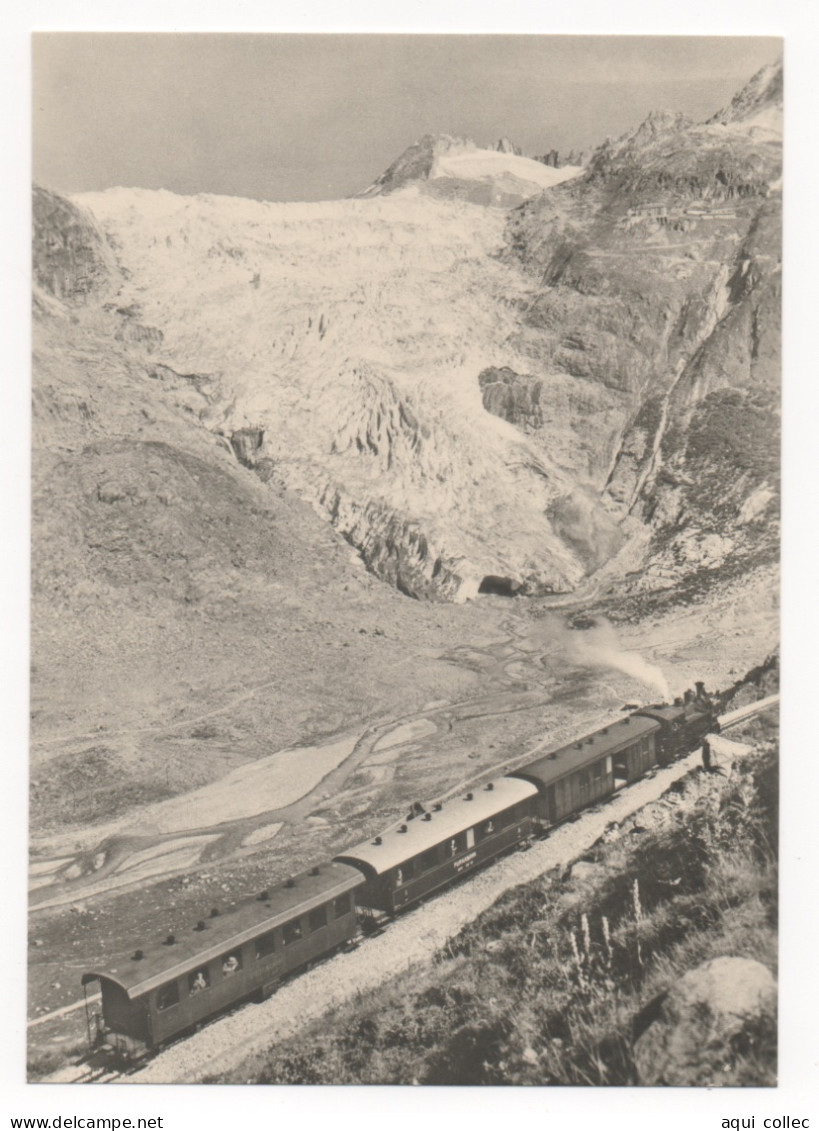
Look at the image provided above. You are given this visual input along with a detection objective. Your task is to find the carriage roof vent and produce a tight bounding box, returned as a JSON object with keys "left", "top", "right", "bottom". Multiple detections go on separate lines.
{"left": 195, "top": 920, "right": 207, "bottom": 932}
{"left": 163, "top": 934, "right": 176, "bottom": 946}
{"left": 622, "top": 717, "right": 630, "bottom": 724}
{"left": 433, "top": 802, "right": 443, "bottom": 812}
{"left": 587, "top": 737, "right": 594, "bottom": 744}
{"left": 310, "top": 865, "right": 320, "bottom": 876}
{"left": 372, "top": 836, "right": 382, "bottom": 846}
{"left": 284, "top": 877, "right": 296, "bottom": 888}
{"left": 257, "top": 889, "right": 269, "bottom": 901}
{"left": 398, "top": 824, "right": 408, "bottom": 834}
{"left": 485, "top": 782, "right": 494, "bottom": 790}
{"left": 465, "top": 792, "right": 474, "bottom": 801}
{"left": 423, "top": 813, "right": 432, "bottom": 821}
{"left": 132, "top": 949, "right": 144, "bottom": 961}
{"left": 575, "top": 741, "right": 583, "bottom": 749}
{"left": 602, "top": 727, "right": 609, "bottom": 734}
{"left": 210, "top": 907, "right": 220, "bottom": 918}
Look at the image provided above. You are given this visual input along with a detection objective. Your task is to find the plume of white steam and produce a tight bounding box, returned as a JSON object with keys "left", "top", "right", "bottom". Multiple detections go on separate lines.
{"left": 568, "top": 617, "right": 670, "bottom": 702}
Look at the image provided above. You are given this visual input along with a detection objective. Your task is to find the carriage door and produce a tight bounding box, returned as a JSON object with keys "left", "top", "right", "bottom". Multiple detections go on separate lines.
{"left": 612, "top": 750, "right": 628, "bottom": 789}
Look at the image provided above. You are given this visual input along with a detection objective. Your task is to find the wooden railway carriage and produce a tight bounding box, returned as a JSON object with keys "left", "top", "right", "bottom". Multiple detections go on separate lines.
{"left": 81, "top": 861, "right": 364, "bottom": 1055}
{"left": 335, "top": 777, "right": 538, "bottom": 914}
{"left": 509, "top": 714, "right": 662, "bottom": 826}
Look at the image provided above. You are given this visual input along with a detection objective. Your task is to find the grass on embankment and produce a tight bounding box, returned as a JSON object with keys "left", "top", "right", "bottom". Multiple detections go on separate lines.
{"left": 219, "top": 713, "right": 777, "bottom": 1086}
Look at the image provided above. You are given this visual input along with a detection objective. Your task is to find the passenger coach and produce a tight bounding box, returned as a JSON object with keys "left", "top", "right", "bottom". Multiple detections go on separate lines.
{"left": 82, "top": 861, "right": 364, "bottom": 1055}
{"left": 335, "top": 777, "right": 538, "bottom": 914}
{"left": 509, "top": 714, "right": 661, "bottom": 826}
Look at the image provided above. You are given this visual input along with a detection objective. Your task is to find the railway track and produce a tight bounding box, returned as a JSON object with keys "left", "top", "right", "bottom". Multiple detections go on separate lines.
{"left": 717, "top": 693, "right": 779, "bottom": 731}
{"left": 46, "top": 1059, "right": 132, "bottom": 1085}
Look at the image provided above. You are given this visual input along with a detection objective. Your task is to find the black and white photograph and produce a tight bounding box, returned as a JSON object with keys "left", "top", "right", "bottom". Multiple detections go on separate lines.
{"left": 18, "top": 20, "right": 803, "bottom": 1105}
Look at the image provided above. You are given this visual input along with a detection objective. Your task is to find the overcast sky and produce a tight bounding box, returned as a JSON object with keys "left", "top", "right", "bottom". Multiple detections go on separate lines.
{"left": 32, "top": 35, "right": 781, "bottom": 202}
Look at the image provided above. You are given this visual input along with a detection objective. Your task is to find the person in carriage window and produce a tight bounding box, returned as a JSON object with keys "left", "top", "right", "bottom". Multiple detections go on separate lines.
{"left": 189, "top": 970, "right": 208, "bottom": 994}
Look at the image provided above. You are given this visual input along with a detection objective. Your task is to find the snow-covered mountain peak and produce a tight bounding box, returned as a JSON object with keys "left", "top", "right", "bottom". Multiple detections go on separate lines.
{"left": 708, "top": 59, "right": 783, "bottom": 127}
{"left": 362, "top": 133, "right": 582, "bottom": 207}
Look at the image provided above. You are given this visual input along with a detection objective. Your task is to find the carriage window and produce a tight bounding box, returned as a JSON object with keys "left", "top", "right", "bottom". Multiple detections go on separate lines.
{"left": 333, "top": 892, "right": 352, "bottom": 918}
{"left": 221, "top": 951, "right": 243, "bottom": 977}
{"left": 482, "top": 819, "right": 496, "bottom": 836}
{"left": 308, "top": 906, "right": 328, "bottom": 932}
{"left": 188, "top": 967, "right": 210, "bottom": 995}
{"left": 282, "top": 918, "right": 303, "bottom": 946}
{"left": 255, "top": 930, "right": 276, "bottom": 958}
{"left": 157, "top": 982, "right": 179, "bottom": 1011}
{"left": 448, "top": 832, "right": 467, "bottom": 856}
{"left": 419, "top": 847, "right": 439, "bottom": 871}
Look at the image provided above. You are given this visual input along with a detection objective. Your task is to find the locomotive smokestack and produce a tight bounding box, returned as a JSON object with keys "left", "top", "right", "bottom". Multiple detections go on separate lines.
{"left": 695, "top": 681, "right": 706, "bottom": 698}
{"left": 684, "top": 689, "right": 694, "bottom": 704}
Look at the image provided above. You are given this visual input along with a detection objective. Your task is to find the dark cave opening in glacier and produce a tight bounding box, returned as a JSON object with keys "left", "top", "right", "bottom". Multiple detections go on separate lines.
{"left": 478, "top": 575, "right": 519, "bottom": 597}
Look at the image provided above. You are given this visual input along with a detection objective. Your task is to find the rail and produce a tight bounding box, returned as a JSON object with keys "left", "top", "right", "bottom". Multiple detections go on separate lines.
{"left": 717, "top": 693, "right": 780, "bottom": 731}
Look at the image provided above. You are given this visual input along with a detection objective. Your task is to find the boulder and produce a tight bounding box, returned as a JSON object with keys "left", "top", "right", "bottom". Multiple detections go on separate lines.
{"left": 569, "top": 860, "right": 603, "bottom": 883}
{"left": 633, "top": 956, "right": 776, "bottom": 1085}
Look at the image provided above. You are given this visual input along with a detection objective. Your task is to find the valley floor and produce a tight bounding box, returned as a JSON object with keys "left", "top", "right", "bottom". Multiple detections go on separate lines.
{"left": 27, "top": 565, "right": 777, "bottom": 1076}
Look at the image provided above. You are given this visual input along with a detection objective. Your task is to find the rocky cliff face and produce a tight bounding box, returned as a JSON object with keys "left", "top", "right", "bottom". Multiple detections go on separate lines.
{"left": 33, "top": 186, "right": 117, "bottom": 301}
{"left": 497, "top": 61, "right": 781, "bottom": 604}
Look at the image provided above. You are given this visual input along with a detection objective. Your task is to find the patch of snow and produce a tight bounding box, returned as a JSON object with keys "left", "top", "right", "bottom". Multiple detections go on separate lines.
{"left": 432, "top": 149, "right": 583, "bottom": 191}
{"left": 738, "top": 484, "right": 776, "bottom": 524}
{"left": 719, "top": 102, "right": 782, "bottom": 142}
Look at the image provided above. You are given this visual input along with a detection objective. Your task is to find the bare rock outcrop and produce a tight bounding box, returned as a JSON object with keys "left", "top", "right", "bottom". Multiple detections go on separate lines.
{"left": 502, "top": 62, "right": 781, "bottom": 601}
{"left": 633, "top": 956, "right": 777, "bottom": 1085}
{"left": 33, "top": 185, "right": 117, "bottom": 302}
{"left": 478, "top": 366, "right": 544, "bottom": 431}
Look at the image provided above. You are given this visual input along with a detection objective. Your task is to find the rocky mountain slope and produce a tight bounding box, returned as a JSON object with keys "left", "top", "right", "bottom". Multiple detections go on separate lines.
{"left": 499, "top": 60, "right": 781, "bottom": 605}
